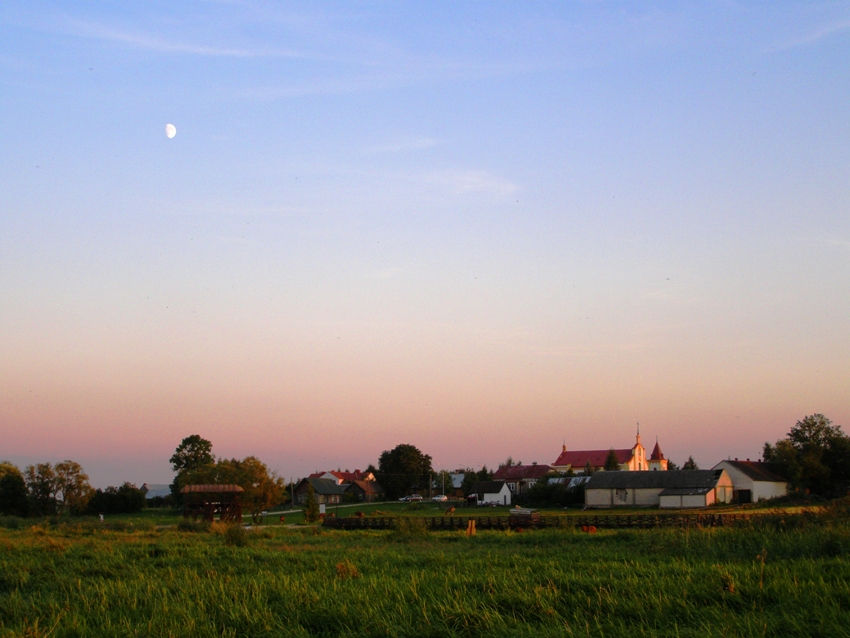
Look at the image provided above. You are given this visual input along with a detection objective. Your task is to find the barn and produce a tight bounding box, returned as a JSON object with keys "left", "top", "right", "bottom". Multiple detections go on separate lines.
{"left": 711, "top": 460, "right": 787, "bottom": 503}
{"left": 585, "top": 470, "right": 734, "bottom": 509}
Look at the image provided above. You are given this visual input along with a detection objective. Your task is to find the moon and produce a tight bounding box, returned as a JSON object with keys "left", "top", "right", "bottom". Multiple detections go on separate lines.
{"left": 165, "top": 123, "right": 176, "bottom": 139}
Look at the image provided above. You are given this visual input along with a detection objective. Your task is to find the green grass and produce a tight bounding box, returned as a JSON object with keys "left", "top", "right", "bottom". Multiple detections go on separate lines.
{"left": 1, "top": 507, "right": 849, "bottom": 637}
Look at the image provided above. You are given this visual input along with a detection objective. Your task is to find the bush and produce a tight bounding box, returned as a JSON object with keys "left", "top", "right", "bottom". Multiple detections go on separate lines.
{"left": 0, "top": 515, "right": 24, "bottom": 529}
{"left": 177, "top": 520, "right": 209, "bottom": 533}
{"left": 391, "top": 516, "right": 428, "bottom": 539}
{"left": 224, "top": 525, "right": 249, "bottom": 547}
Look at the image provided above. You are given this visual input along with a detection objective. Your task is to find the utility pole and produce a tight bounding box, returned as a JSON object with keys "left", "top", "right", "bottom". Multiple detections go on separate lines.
{"left": 442, "top": 472, "right": 445, "bottom": 496}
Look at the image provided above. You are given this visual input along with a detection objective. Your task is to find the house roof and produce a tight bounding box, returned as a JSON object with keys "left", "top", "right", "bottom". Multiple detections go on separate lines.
{"left": 470, "top": 480, "right": 508, "bottom": 494}
{"left": 298, "top": 477, "right": 347, "bottom": 495}
{"left": 346, "top": 480, "right": 385, "bottom": 494}
{"left": 493, "top": 464, "right": 553, "bottom": 480}
{"left": 180, "top": 484, "right": 244, "bottom": 493}
{"left": 650, "top": 441, "right": 665, "bottom": 461}
{"left": 586, "top": 470, "right": 725, "bottom": 490}
{"left": 715, "top": 461, "right": 787, "bottom": 483}
{"left": 553, "top": 449, "right": 633, "bottom": 468}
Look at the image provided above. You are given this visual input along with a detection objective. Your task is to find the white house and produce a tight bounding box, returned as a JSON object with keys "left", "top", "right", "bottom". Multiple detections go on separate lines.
{"left": 711, "top": 460, "right": 787, "bottom": 503}
{"left": 585, "top": 470, "right": 734, "bottom": 509}
{"left": 469, "top": 480, "right": 512, "bottom": 506}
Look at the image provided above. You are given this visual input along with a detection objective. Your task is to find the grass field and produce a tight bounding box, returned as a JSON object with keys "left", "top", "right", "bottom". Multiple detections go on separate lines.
{"left": 1, "top": 504, "right": 848, "bottom": 637}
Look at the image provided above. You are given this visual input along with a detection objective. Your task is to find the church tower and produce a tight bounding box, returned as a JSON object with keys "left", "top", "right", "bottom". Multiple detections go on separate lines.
{"left": 648, "top": 437, "right": 668, "bottom": 471}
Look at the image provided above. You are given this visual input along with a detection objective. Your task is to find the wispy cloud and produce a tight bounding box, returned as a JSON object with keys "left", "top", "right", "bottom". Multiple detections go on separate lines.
{"left": 63, "top": 18, "right": 309, "bottom": 59}
{"left": 769, "top": 18, "right": 850, "bottom": 51}
{"left": 426, "top": 170, "right": 519, "bottom": 197}
{"left": 363, "top": 137, "right": 443, "bottom": 155}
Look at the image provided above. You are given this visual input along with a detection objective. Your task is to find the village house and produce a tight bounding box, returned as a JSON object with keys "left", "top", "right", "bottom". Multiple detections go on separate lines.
{"left": 293, "top": 477, "right": 346, "bottom": 505}
{"left": 344, "top": 479, "right": 386, "bottom": 503}
{"left": 712, "top": 460, "right": 787, "bottom": 503}
{"left": 469, "top": 480, "right": 512, "bottom": 506}
{"left": 552, "top": 429, "right": 668, "bottom": 473}
{"left": 585, "top": 469, "right": 734, "bottom": 509}
{"left": 492, "top": 463, "right": 553, "bottom": 495}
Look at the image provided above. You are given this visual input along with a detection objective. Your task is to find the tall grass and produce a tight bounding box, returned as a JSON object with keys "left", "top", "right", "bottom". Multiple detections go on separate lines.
{"left": 0, "top": 506, "right": 848, "bottom": 637}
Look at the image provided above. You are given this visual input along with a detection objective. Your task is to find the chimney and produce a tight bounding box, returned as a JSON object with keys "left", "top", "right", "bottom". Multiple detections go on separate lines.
{"left": 532, "top": 461, "right": 537, "bottom": 465}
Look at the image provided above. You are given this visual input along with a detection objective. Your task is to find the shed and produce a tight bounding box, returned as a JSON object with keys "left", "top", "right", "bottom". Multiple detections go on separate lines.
{"left": 469, "top": 480, "right": 511, "bottom": 506}
{"left": 180, "top": 484, "right": 244, "bottom": 522}
{"left": 585, "top": 470, "right": 733, "bottom": 509}
{"left": 711, "top": 461, "right": 787, "bottom": 503}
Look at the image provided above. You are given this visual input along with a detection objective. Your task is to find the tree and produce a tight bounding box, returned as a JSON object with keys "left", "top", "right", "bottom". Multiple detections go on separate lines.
{"left": 583, "top": 461, "right": 595, "bottom": 476}
{"left": 24, "top": 463, "right": 58, "bottom": 515}
{"left": 24, "top": 461, "right": 93, "bottom": 516}
{"left": 682, "top": 456, "right": 699, "bottom": 470}
{"left": 303, "top": 484, "right": 320, "bottom": 523}
{"left": 87, "top": 483, "right": 146, "bottom": 515}
{"left": 764, "top": 414, "right": 849, "bottom": 494}
{"left": 476, "top": 465, "right": 493, "bottom": 481}
{"left": 604, "top": 449, "right": 621, "bottom": 471}
{"left": 376, "top": 444, "right": 433, "bottom": 500}
{"left": 0, "top": 462, "right": 28, "bottom": 516}
{"left": 54, "top": 461, "right": 94, "bottom": 515}
{"left": 169, "top": 435, "right": 214, "bottom": 499}
{"left": 666, "top": 460, "right": 680, "bottom": 471}
{"left": 460, "top": 468, "right": 479, "bottom": 496}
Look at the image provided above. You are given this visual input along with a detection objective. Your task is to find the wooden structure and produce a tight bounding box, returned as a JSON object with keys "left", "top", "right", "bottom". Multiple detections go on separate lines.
{"left": 181, "top": 484, "right": 244, "bottom": 523}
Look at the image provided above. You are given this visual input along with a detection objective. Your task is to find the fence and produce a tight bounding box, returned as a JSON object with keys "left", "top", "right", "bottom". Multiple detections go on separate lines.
{"left": 322, "top": 512, "right": 754, "bottom": 531}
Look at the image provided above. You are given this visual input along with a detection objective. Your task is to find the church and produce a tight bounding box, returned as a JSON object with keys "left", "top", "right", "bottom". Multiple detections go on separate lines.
{"left": 552, "top": 429, "right": 668, "bottom": 474}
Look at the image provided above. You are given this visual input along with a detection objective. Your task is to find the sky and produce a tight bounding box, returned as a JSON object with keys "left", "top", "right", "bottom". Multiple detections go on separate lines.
{"left": 1, "top": 1, "right": 848, "bottom": 488}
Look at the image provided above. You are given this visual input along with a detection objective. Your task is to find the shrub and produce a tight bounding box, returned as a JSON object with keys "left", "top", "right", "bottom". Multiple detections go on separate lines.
{"left": 391, "top": 516, "right": 428, "bottom": 539}
{"left": 224, "top": 525, "right": 249, "bottom": 547}
{"left": 177, "top": 520, "right": 209, "bottom": 533}
{"left": 0, "top": 515, "right": 24, "bottom": 529}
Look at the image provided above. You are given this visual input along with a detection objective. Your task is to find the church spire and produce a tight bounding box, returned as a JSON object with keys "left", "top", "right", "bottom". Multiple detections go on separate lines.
{"left": 635, "top": 422, "right": 641, "bottom": 447}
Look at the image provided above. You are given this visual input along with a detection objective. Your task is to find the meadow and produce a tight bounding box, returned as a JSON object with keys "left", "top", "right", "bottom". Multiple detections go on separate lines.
{"left": 1, "top": 505, "right": 848, "bottom": 638}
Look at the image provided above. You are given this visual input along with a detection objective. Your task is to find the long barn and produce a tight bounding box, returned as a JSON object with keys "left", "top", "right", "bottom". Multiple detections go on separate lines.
{"left": 584, "top": 470, "right": 734, "bottom": 509}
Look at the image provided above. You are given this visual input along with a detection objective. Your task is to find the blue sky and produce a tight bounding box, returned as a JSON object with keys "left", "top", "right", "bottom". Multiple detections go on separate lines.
{"left": 1, "top": 1, "right": 848, "bottom": 486}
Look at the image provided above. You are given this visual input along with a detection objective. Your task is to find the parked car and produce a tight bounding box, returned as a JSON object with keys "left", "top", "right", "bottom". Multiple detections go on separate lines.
{"left": 398, "top": 494, "right": 424, "bottom": 502}
{"left": 431, "top": 495, "right": 448, "bottom": 502}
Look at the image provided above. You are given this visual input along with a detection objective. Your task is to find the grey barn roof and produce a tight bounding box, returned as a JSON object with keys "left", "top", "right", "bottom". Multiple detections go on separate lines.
{"left": 586, "top": 470, "right": 724, "bottom": 490}
{"left": 471, "top": 480, "right": 508, "bottom": 494}
{"left": 716, "top": 461, "right": 787, "bottom": 483}
{"left": 299, "top": 477, "right": 347, "bottom": 495}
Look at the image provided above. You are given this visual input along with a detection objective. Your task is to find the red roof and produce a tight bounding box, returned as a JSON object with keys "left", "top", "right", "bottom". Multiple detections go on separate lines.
{"left": 493, "top": 464, "right": 553, "bottom": 480}
{"left": 553, "top": 449, "right": 632, "bottom": 468}
{"left": 650, "top": 441, "right": 665, "bottom": 461}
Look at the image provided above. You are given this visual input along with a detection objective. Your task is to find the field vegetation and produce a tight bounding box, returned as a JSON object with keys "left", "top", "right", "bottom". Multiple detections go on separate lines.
{"left": 1, "top": 501, "right": 849, "bottom": 637}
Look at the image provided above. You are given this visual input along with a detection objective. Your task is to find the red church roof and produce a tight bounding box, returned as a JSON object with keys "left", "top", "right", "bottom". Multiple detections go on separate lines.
{"left": 553, "top": 448, "right": 632, "bottom": 468}
{"left": 650, "top": 441, "right": 665, "bottom": 461}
